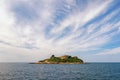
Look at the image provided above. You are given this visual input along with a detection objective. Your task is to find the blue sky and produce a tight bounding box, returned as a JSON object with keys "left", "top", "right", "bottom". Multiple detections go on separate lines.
{"left": 0, "top": 0, "right": 120, "bottom": 62}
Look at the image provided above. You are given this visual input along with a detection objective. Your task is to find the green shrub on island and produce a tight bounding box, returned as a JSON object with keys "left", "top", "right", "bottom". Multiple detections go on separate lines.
{"left": 49, "top": 57, "right": 61, "bottom": 62}
{"left": 37, "top": 55, "right": 84, "bottom": 64}
{"left": 49, "top": 56, "right": 83, "bottom": 62}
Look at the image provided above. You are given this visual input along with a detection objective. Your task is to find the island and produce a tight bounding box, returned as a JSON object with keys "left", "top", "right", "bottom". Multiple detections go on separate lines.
{"left": 32, "top": 55, "right": 84, "bottom": 64}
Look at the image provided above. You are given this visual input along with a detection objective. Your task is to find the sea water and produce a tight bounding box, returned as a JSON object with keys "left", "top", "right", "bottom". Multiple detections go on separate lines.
{"left": 0, "top": 63, "right": 120, "bottom": 80}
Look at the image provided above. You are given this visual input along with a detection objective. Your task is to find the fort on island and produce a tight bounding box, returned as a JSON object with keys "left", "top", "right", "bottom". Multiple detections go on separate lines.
{"left": 33, "top": 55, "right": 84, "bottom": 64}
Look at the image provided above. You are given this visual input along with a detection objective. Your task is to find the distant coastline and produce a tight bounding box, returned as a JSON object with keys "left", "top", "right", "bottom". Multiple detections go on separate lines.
{"left": 31, "top": 55, "right": 84, "bottom": 64}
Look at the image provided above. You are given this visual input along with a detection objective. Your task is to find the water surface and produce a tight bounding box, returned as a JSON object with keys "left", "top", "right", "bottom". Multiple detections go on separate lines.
{"left": 0, "top": 63, "right": 120, "bottom": 80}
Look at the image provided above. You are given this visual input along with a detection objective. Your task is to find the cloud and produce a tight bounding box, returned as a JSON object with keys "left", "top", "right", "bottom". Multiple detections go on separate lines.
{"left": 50, "top": 0, "right": 112, "bottom": 33}
{"left": 0, "top": 0, "right": 20, "bottom": 46}
{"left": 0, "top": 0, "right": 120, "bottom": 62}
{"left": 96, "top": 47, "right": 120, "bottom": 55}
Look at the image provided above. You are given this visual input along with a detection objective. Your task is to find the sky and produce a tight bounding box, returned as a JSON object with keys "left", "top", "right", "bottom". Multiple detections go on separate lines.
{"left": 0, "top": 0, "right": 120, "bottom": 62}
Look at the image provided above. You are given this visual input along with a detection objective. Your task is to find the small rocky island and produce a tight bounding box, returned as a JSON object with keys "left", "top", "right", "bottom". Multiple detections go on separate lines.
{"left": 33, "top": 55, "right": 84, "bottom": 64}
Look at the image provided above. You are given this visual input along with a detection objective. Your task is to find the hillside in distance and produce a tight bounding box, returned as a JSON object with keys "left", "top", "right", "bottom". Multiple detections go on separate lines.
{"left": 34, "top": 55, "right": 84, "bottom": 64}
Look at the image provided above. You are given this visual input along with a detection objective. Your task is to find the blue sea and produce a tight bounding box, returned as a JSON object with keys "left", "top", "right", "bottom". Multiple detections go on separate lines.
{"left": 0, "top": 63, "right": 120, "bottom": 80}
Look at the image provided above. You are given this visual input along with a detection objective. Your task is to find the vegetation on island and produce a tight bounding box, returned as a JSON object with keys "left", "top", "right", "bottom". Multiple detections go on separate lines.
{"left": 36, "top": 55, "right": 84, "bottom": 64}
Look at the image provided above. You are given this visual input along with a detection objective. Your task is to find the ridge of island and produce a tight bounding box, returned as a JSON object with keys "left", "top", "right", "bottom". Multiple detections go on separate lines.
{"left": 33, "top": 55, "right": 84, "bottom": 64}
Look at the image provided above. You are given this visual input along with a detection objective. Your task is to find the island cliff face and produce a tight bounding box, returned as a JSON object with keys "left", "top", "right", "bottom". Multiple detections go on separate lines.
{"left": 35, "top": 55, "right": 84, "bottom": 64}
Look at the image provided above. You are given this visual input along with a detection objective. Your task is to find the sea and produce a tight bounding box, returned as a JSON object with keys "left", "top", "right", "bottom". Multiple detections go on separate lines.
{"left": 0, "top": 63, "right": 120, "bottom": 80}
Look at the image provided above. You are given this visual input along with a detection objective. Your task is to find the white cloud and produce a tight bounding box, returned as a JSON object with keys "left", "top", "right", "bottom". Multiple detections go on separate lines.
{"left": 0, "top": 0, "right": 20, "bottom": 45}
{"left": 51, "top": 0, "right": 112, "bottom": 34}
{"left": 97, "top": 47, "right": 120, "bottom": 55}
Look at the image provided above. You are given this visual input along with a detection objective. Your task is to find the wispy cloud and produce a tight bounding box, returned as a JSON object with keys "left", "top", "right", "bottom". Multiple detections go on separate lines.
{"left": 0, "top": 0, "right": 120, "bottom": 62}
{"left": 97, "top": 47, "right": 120, "bottom": 55}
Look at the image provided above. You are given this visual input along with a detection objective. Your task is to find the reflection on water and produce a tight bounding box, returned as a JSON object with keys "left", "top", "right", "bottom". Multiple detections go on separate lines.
{"left": 0, "top": 63, "right": 120, "bottom": 80}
